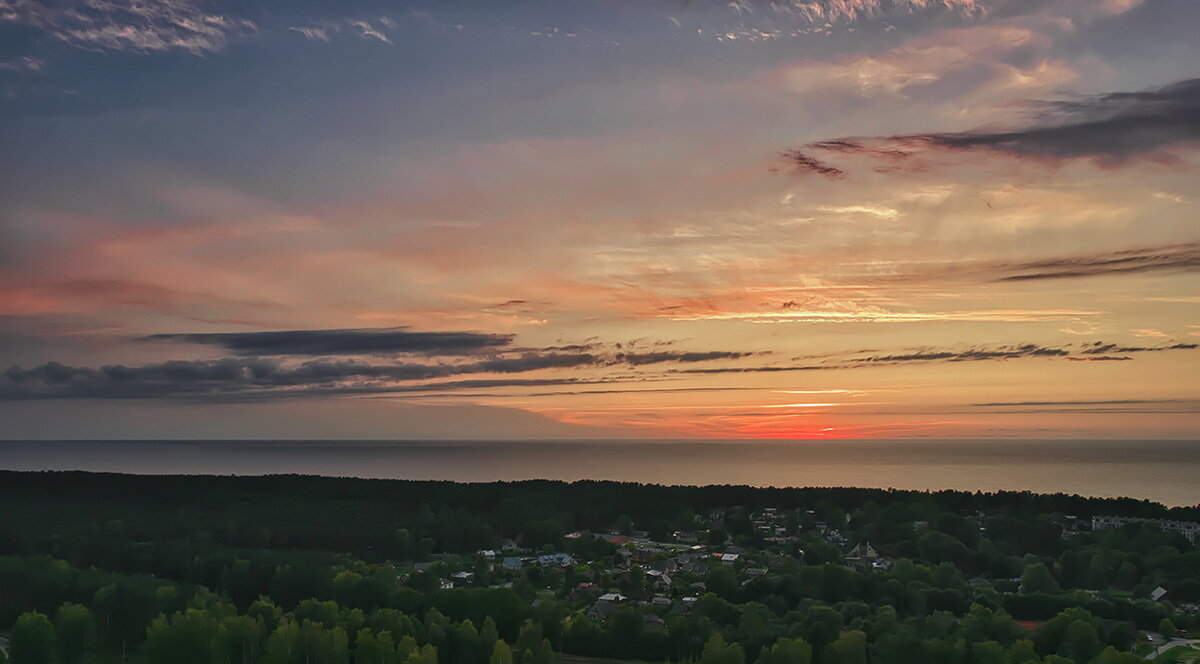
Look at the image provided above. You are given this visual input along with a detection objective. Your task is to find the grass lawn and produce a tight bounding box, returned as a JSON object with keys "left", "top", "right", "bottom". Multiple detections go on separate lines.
{"left": 1154, "top": 645, "right": 1200, "bottom": 663}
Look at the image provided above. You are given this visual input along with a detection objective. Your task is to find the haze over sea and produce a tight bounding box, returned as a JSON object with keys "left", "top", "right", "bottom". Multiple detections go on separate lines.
{"left": 1, "top": 439, "right": 1196, "bottom": 507}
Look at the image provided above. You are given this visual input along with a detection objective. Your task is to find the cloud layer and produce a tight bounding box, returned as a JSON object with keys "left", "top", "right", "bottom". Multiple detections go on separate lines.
{"left": 5, "top": 337, "right": 1188, "bottom": 400}
{"left": 0, "top": 332, "right": 763, "bottom": 400}
{"left": 678, "top": 341, "right": 1196, "bottom": 374}
{"left": 785, "top": 78, "right": 1200, "bottom": 177}
{"left": 144, "top": 328, "right": 516, "bottom": 356}
{"left": 996, "top": 244, "right": 1200, "bottom": 282}
{"left": 0, "top": 0, "right": 256, "bottom": 54}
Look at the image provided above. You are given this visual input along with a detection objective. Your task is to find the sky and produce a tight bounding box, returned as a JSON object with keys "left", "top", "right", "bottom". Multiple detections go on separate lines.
{"left": 0, "top": 0, "right": 1197, "bottom": 440}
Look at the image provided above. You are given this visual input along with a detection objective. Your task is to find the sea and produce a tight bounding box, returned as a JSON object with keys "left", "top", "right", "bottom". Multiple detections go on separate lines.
{"left": 0, "top": 439, "right": 1196, "bottom": 507}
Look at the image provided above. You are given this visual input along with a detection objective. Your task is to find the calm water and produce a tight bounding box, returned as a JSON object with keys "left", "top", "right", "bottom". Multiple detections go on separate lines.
{"left": 1, "top": 439, "right": 1197, "bottom": 506}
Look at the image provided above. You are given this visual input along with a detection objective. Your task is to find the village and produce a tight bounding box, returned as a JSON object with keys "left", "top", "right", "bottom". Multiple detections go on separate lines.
{"left": 407, "top": 506, "right": 1200, "bottom": 633}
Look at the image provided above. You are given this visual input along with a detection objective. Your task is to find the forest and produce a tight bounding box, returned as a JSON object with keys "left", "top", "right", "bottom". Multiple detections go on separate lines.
{"left": 0, "top": 471, "right": 1196, "bottom": 664}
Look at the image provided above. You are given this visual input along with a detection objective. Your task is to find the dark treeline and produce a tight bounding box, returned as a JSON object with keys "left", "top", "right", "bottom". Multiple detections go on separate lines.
{"left": 0, "top": 471, "right": 1196, "bottom": 664}
{"left": 1, "top": 471, "right": 1193, "bottom": 559}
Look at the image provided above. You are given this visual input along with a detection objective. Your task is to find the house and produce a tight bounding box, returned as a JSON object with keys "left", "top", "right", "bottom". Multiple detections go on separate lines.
{"left": 1091, "top": 516, "right": 1200, "bottom": 544}
{"left": 846, "top": 541, "right": 880, "bottom": 563}
{"left": 587, "top": 603, "right": 616, "bottom": 621}
{"left": 570, "top": 582, "right": 601, "bottom": 601}
{"left": 588, "top": 593, "right": 628, "bottom": 620}
{"left": 651, "top": 558, "right": 679, "bottom": 574}
{"left": 450, "top": 571, "right": 475, "bottom": 587}
{"left": 631, "top": 548, "right": 656, "bottom": 564}
{"left": 846, "top": 541, "right": 894, "bottom": 570}
{"left": 825, "top": 529, "right": 847, "bottom": 545}
{"left": 478, "top": 549, "right": 496, "bottom": 560}
{"left": 502, "top": 557, "right": 524, "bottom": 571}
{"left": 537, "top": 552, "right": 577, "bottom": 567}
{"left": 1151, "top": 586, "right": 1169, "bottom": 602}
{"left": 720, "top": 553, "right": 739, "bottom": 565}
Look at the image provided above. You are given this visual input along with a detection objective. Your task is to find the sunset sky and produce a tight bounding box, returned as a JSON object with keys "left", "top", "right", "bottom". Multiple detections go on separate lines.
{"left": 1, "top": 0, "right": 1197, "bottom": 440}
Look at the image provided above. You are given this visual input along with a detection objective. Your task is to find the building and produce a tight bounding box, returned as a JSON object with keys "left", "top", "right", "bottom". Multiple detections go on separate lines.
{"left": 1091, "top": 516, "right": 1199, "bottom": 544}
{"left": 587, "top": 592, "right": 629, "bottom": 620}
{"left": 569, "top": 582, "right": 601, "bottom": 601}
{"left": 631, "top": 548, "right": 656, "bottom": 564}
{"left": 846, "top": 541, "right": 893, "bottom": 570}
{"left": 537, "top": 552, "right": 577, "bottom": 567}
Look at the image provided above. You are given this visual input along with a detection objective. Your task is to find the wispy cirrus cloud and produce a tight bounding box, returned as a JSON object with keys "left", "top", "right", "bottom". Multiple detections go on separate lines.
{"left": 783, "top": 78, "right": 1200, "bottom": 177}
{"left": 349, "top": 19, "right": 391, "bottom": 44}
{"left": 846, "top": 343, "right": 1068, "bottom": 364}
{"left": 287, "top": 16, "right": 406, "bottom": 45}
{"left": 0, "top": 0, "right": 256, "bottom": 54}
{"left": 287, "top": 25, "right": 333, "bottom": 42}
{"left": 0, "top": 55, "right": 44, "bottom": 72}
{"left": 615, "top": 350, "right": 758, "bottom": 365}
{"left": 1079, "top": 340, "right": 1198, "bottom": 355}
{"left": 808, "top": 243, "right": 1200, "bottom": 287}
{"left": 677, "top": 340, "right": 1197, "bottom": 374}
{"left": 0, "top": 279, "right": 281, "bottom": 321}
{"left": 968, "top": 398, "right": 1200, "bottom": 414}
{"left": 973, "top": 398, "right": 1193, "bottom": 408}
{"left": 710, "top": 0, "right": 986, "bottom": 25}
{"left": 657, "top": 308, "right": 1101, "bottom": 323}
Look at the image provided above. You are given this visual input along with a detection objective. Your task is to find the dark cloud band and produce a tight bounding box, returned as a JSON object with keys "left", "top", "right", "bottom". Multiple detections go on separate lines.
{"left": 676, "top": 340, "right": 1196, "bottom": 375}
{"left": 784, "top": 78, "right": 1200, "bottom": 177}
{"left": 0, "top": 345, "right": 759, "bottom": 400}
{"left": 997, "top": 244, "right": 1200, "bottom": 282}
{"left": 143, "top": 328, "right": 516, "bottom": 356}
